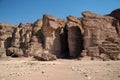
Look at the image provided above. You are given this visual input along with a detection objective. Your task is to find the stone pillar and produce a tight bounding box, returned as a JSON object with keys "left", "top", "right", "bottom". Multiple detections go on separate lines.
{"left": 41, "top": 14, "right": 65, "bottom": 57}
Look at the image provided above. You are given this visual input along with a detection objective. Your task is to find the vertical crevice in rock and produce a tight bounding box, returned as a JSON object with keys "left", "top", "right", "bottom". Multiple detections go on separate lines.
{"left": 60, "top": 25, "right": 69, "bottom": 58}
{"left": 66, "top": 16, "right": 84, "bottom": 58}
{"left": 112, "top": 19, "right": 120, "bottom": 36}
{"left": 67, "top": 26, "right": 83, "bottom": 58}
{"left": 25, "top": 19, "right": 43, "bottom": 57}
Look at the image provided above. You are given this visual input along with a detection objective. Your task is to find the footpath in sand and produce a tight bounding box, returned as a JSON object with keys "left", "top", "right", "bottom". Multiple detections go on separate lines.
{"left": 0, "top": 58, "right": 120, "bottom": 80}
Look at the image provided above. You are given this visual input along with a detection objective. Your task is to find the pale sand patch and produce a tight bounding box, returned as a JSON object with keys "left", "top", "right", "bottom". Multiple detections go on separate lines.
{"left": 0, "top": 58, "right": 120, "bottom": 80}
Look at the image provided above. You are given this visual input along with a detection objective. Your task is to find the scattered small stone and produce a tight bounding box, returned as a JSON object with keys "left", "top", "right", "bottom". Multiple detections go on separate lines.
{"left": 83, "top": 70, "right": 87, "bottom": 74}
{"left": 10, "top": 73, "right": 12, "bottom": 75}
{"left": 71, "top": 66, "right": 75, "bottom": 71}
{"left": 28, "top": 71, "right": 32, "bottom": 74}
{"left": 41, "top": 63, "right": 45, "bottom": 65}
{"left": 95, "top": 70, "right": 99, "bottom": 73}
{"left": 53, "top": 63, "right": 55, "bottom": 65}
{"left": 84, "top": 73, "right": 88, "bottom": 77}
{"left": 108, "top": 70, "right": 111, "bottom": 72}
{"left": 118, "top": 75, "right": 120, "bottom": 77}
{"left": 77, "top": 68, "right": 80, "bottom": 71}
{"left": 17, "top": 73, "right": 20, "bottom": 76}
{"left": 42, "top": 70, "right": 45, "bottom": 74}
{"left": 106, "top": 63, "right": 111, "bottom": 66}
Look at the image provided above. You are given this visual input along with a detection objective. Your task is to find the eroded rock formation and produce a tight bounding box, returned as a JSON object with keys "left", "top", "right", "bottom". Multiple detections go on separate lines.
{"left": 0, "top": 9, "right": 120, "bottom": 61}
{"left": 66, "top": 16, "right": 83, "bottom": 58}
{"left": 82, "top": 11, "right": 120, "bottom": 60}
{"left": 0, "top": 23, "right": 16, "bottom": 48}
{"left": 41, "top": 14, "right": 65, "bottom": 57}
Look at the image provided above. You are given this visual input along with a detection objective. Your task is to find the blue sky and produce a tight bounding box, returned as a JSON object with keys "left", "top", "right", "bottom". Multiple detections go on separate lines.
{"left": 0, "top": 0, "right": 120, "bottom": 24}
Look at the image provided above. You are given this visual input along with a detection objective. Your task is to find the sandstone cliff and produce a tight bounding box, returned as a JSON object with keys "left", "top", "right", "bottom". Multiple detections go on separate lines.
{"left": 0, "top": 9, "right": 120, "bottom": 61}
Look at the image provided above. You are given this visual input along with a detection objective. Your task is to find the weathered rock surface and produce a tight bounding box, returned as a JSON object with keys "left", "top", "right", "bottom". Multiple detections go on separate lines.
{"left": 0, "top": 23, "right": 16, "bottom": 48}
{"left": 32, "top": 19, "right": 43, "bottom": 36}
{"left": 41, "top": 14, "right": 65, "bottom": 57}
{"left": 10, "top": 22, "right": 44, "bottom": 57}
{"left": 82, "top": 11, "right": 118, "bottom": 49}
{"left": 87, "top": 46, "right": 99, "bottom": 57}
{"left": 0, "top": 9, "right": 120, "bottom": 60}
{"left": 25, "top": 36, "right": 43, "bottom": 56}
{"left": 81, "top": 11, "right": 120, "bottom": 59}
{"left": 99, "top": 39, "right": 120, "bottom": 60}
{"left": 66, "top": 16, "right": 83, "bottom": 57}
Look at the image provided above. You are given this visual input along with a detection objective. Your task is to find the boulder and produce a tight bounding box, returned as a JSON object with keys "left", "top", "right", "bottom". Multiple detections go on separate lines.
{"left": 34, "top": 53, "right": 57, "bottom": 61}
{"left": 7, "top": 47, "right": 23, "bottom": 57}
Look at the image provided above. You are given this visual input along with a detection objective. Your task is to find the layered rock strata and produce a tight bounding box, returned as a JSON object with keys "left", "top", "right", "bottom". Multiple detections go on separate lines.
{"left": 0, "top": 9, "right": 120, "bottom": 61}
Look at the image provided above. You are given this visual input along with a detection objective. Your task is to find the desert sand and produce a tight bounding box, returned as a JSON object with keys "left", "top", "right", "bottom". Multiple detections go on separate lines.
{"left": 0, "top": 57, "right": 120, "bottom": 80}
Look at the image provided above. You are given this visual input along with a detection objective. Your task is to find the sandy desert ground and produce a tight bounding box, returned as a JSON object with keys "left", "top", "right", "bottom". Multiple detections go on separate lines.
{"left": 0, "top": 57, "right": 120, "bottom": 80}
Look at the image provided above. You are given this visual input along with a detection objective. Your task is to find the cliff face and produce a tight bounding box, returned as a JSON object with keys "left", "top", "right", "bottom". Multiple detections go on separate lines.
{"left": 0, "top": 9, "right": 120, "bottom": 60}
{"left": 0, "top": 23, "right": 16, "bottom": 58}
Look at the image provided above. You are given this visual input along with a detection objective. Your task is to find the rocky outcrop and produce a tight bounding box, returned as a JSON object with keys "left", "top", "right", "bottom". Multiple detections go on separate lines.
{"left": 82, "top": 11, "right": 118, "bottom": 49}
{"left": 0, "top": 23, "right": 15, "bottom": 58}
{"left": 0, "top": 23, "right": 16, "bottom": 48}
{"left": 0, "top": 9, "right": 120, "bottom": 61}
{"left": 41, "top": 14, "right": 65, "bottom": 57}
{"left": 7, "top": 23, "right": 33, "bottom": 57}
{"left": 81, "top": 11, "right": 120, "bottom": 60}
{"left": 24, "top": 19, "right": 43, "bottom": 57}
